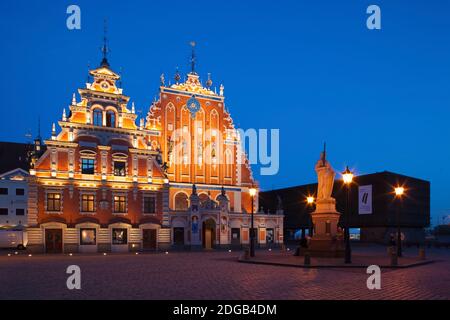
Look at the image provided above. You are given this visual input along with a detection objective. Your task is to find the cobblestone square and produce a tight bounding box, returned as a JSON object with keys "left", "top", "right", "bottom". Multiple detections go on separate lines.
{"left": 0, "top": 245, "right": 449, "bottom": 300}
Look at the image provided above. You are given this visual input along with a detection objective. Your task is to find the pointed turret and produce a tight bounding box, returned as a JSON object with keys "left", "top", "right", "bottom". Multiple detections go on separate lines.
{"left": 51, "top": 123, "right": 56, "bottom": 140}
{"left": 100, "top": 19, "right": 110, "bottom": 68}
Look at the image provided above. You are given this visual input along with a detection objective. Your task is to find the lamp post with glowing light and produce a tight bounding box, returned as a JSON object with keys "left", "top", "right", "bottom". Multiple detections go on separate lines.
{"left": 306, "top": 196, "right": 315, "bottom": 237}
{"left": 342, "top": 166, "right": 354, "bottom": 264}
{"left": 394, "top": 186, "right": 405, "bottom": 257}
{"left": 249, "top": 187, "right": 257, "bottom": 257}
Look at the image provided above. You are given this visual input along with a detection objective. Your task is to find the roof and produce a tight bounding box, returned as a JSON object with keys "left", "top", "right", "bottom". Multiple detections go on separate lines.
{"left": 0, "top": 142, "right": 32, "bottom": 174}
{"left": 0, "top": 168, "right": 29, "bottom": 180}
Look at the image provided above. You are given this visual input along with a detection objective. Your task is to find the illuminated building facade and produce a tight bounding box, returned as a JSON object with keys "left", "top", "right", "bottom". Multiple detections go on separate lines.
{"left": 26, "top": 45, "right": 283, "bottom": 253}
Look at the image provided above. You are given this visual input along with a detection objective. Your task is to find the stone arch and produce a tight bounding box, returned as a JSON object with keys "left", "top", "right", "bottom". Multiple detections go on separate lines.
{"left": 174, "top": 191, "right": 189, "bottom": 211}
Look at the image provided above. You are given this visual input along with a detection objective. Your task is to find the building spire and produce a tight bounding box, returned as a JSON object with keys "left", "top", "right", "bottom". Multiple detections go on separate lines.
{"left": 100, "top": 19, "right": 110, "bottom": 67}
{"left": 189, "top": 41, "right": 196, "bottom": 74}
{"left": 37, "top": 116, "right": 41, "bottom": 140}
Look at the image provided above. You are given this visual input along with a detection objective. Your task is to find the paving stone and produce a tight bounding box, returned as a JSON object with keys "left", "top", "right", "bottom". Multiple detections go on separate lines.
{"left": 0, "top": 246, "right": 448, "bottom": 300}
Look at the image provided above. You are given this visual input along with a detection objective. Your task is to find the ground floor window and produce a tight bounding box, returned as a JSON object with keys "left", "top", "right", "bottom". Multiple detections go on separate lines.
{"left": 80, "top": 228, "right": 96, "bottom": 245}
{"left": 266, "top": 228, "right": 274, "bottom": 244}
{"left": 112, "top": 228, "right": 128, "bottom": 245}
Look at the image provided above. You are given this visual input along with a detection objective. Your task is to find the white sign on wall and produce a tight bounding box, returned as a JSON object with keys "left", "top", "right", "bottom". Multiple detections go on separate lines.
{"left": 358, "top": 185, "right": 373, "bottom": 215}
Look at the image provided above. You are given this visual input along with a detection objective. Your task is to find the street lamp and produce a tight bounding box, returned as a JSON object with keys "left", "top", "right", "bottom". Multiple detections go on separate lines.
{"left": 342, "top": 166, "right": 353, "bottom": 264}
{"left": 306, "top": 196, "right": 315, "bottom": 237}
{"left": 394, "top": 186, "right": 405, "bottom": 257}
{"left": 249, "top": 187, "right": 257, "bottom": 257}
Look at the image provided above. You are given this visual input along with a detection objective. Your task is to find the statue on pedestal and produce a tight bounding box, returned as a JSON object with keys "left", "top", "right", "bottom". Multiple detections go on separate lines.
{"left": 315, "top": 149, "right": 335, "bottom": 201}
{"left": 300, "top": 143, "right": 344, "bottom": 258}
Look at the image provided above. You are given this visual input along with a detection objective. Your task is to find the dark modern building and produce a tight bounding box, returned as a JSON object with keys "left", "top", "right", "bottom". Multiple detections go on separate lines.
{"left": 0, "top": 142, "right": 32, "bottom": 174}
{"left": 260, "top": 171, "right": 430, "bottom": 244}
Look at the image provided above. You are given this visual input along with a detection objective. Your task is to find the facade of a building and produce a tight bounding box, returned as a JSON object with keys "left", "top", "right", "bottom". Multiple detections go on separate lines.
{"left": 260, "top": 171, "right": 430, "bottom": 244}
{"left": 0, "top": 168, "right": 29, "bottom": 227}
{"left": 0, "top": 141, "right": 39, "bottom": 229}
{"left": 26, "top": 49, "right": 283, "bottom": 253}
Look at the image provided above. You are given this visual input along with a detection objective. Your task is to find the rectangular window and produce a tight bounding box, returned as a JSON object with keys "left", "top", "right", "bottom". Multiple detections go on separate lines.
{"left": 112, "top": 228, "right": 127, "bottom": 245}
{"left": 80, "top": 228, "right": 96, "bottom": 245}
{"left": 16, "top": 208, "right": 25, "bottom": 216}
{"left": 16, "top": 188, "right": 25, "bottom": 196}
{"left": 0, "top": 208, "right": 8, "bottom": 215}
{"left": 47, "top": 193, "right": 61, "bottom": 212}
{"left": 113, "top": 195, "right": 126, "bottom": 213}
{"left": 113, "top": 161, "right": 126, "bottom": 176}
{"left": 81, "top": 158, "right": 95, "bottom": 174}
{"left": 81, "top": 194, "right": 95, "bottom": 212}
{"left": 143, "top": 196, "right": 156, "bottom": 214}
{"left": 0, "top": 188, "right": 8, "bottom": 195}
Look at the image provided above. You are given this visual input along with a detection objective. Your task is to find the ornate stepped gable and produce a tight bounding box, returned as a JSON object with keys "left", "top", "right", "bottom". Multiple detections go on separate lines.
{"left": 28, "top": 55, "right": 167, "bottom": 229}
{"left": 145, "top": 70, "right": 255, "bottom": 188}
{"left": 33, "top": 59, "right": 166, "bottom": 181}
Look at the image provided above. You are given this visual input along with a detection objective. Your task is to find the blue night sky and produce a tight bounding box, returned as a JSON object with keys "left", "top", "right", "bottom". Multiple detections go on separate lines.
{"left": 0, "top": 1, "right": 449, "bottom": 225}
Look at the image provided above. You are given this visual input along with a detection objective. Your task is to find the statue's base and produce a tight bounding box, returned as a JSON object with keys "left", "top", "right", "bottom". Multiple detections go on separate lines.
{"left": 298, "top": 237, "right": 345, "bottom": 258}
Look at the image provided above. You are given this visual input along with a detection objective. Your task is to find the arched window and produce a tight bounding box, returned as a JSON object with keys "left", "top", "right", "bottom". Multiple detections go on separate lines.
{"left": 93, "top": 109, "right": 103, "bottom": 126}
{"left": 216, "top": 194, "right": 233, "bottom": 211}
{"left": 106, "top": 110, "right": 116, "bottom": 128}
{"left": 174, "top": 193, "right": 189, "bottom": 211}
{"left": 199, "top": 193, "right": 209, "bottom": 208}
{"left": 225, "top": 149, "right": 233, "bottom": 177}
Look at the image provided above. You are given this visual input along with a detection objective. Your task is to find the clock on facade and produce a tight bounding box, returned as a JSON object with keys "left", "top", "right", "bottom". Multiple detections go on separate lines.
{"left": 186, "top": 95, "right": 200, "bottom": 118}
{"left": 101, "top": 81, "right": 109, "bottom": 90}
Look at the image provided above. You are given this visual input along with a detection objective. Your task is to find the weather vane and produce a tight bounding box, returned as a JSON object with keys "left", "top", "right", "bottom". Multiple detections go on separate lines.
{"left": 190, "top": 41, "right": 196, "bottom": 74}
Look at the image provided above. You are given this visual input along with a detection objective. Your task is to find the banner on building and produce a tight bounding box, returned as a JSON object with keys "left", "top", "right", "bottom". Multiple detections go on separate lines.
{"left": 358, "top": 185, "right": 373, "bottom": 214}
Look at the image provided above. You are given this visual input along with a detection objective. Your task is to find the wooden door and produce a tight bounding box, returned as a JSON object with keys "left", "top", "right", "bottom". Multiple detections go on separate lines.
{"left": 204, "top": 229, "right": 212, "bottom": 249}
{"left": 142, "top": 229, "right": 157, "bottom": 250}
{"left": 45, "top": 229, "right": 63, "bottom": 253}
{"left": 173, "top": 227, "right": 184, "bottom": 245}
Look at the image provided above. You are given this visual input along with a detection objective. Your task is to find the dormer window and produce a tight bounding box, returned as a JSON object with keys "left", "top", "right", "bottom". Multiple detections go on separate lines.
{"left": 106, "top": 110, "right": 116, "bottom": 128}
{"left": 93, "top": 109, "right": 103, "bottom": 126}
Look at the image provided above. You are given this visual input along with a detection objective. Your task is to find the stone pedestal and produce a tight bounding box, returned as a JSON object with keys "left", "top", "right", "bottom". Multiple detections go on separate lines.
{"left": 302, "top": 198, "right": 344, "bottom": 257}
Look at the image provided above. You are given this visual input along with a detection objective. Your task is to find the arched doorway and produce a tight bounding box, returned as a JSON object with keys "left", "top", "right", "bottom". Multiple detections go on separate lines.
{"left": 202, "top": 218, "right": 216, "bottom": 249}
